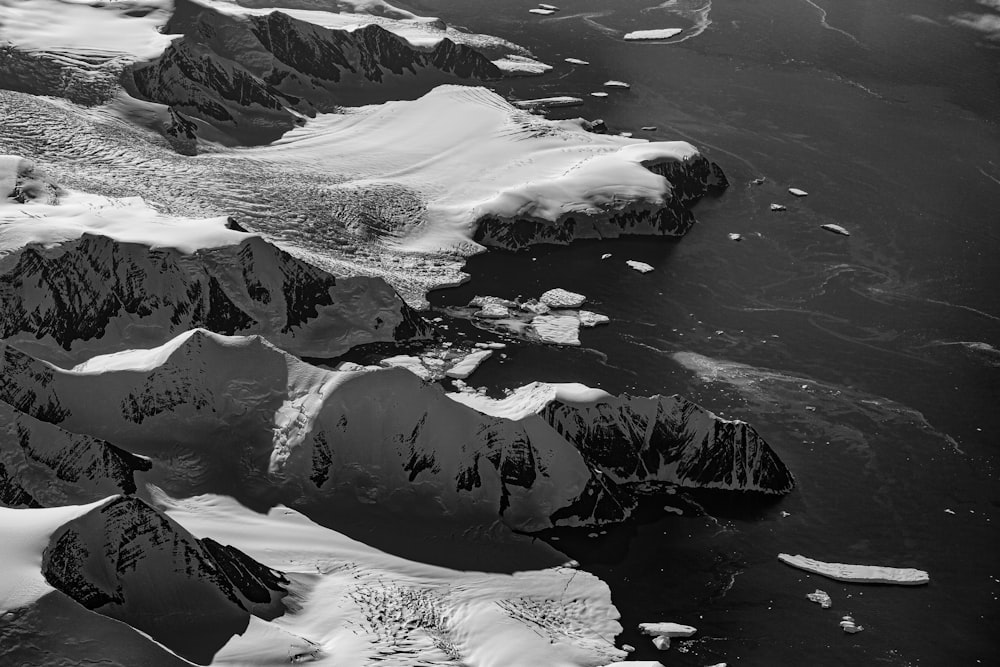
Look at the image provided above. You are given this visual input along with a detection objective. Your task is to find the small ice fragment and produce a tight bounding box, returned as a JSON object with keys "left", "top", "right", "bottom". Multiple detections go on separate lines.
{"left": 604, "top": 80, "right": 631, "bottom": 89}
{"left": 944, "top": 508, "right": 955, "bottom": 514}
{"left": 770, "top": 203, "right": 786, "bottom": 211}
{"left": 540, "top": 288, "right": 586, "bottom": 308}
{"left": 538, "top": 3, "right": 559, "bottom": 9}
{"left": 641, "top": 126, "right": 657, "bottom": 131}
{"left": 601, "top": 253, "right": 612, "bottom": 260}
{"left": 588, "top": 532, "right": 599, "bottom": 538}
{"left": 474, "top": 303, "right": 511, "bottom": 319}
{"left": 578, "top": 310, "right": 610, "bottom": 327}
{"left": 664, "top": 506, "right": 683, "bottom": 515}
{"left": 622, "top": 644, "right": 635, "bottom": 653}
{"left": 652, "top": 636, "right": 671, "bottom": 650}
{"left": 445, "top": 350, "right": 492, "bottom": 379}
{"left": 626, "top": 260, "right": 654, "bottom": 273}
{"left": 789, "top": 187, "right": 809, "bottom": 197}
{"left": 806, "top": 589, "right": 832, "bottom": 608}
{"left": 591, "top": 91, "right": 609, "bottom": 98}
{"left": 728, "top": 233, "right": 743, "bottom": 241}
{"left": 751, "top": 177, "right": 766, "bottom": 185}
{"left": 843, "top": 623, "right": 863, "bottom": 634}
{"left": 778, "top": 553, "right": 930, "bottom": 585}
{"left": 639, "top": 622, "right": 697, "bottom": 638}
{"left": 513, "top": 96, "right": 584, "bottom": 110}
{"left": 565, "top": 57, "right": 590, "bottom": 65}
{"left": 821, "top": 223, "right": 850, "bottom": 236}
{"left": 780, "top": 511, "right": 791, "bottom": 517}
{"left": 619, "top": 131, "right": 633, "bottom": 137}
{"left": 624, "top": 28, "right": 684, "bottom": 40}
{"left": 529, "top": 8, "right": 556, "bottom": 14}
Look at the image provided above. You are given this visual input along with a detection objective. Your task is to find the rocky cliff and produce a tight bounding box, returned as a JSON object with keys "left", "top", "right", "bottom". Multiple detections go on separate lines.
{"left": 0, "top": 232, "right": 427, "bottom": 365}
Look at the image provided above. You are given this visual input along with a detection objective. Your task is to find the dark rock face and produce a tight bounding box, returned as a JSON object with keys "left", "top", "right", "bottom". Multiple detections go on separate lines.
{"left": 0, "top": 460, "right": 41, "bottom": 508}
{"left": 0, "top": 234, "right": 426, "bottom": 365}
{"left": 126, "top": 0, "right": 503, "bottom": 141}
{"left": 542, "top": 395, "right": 795, "bottom": 495}
{"left": 0, "top": 401, "right": 151, "bottom": 507}
{"left": 41, "top": 496, "right": 288, "bottom": 664}
{"left": 0, "top": 45, "right": 124, "bottom": 106}
{"left": 473, "top": 154, "right": 729, "bottom": 250}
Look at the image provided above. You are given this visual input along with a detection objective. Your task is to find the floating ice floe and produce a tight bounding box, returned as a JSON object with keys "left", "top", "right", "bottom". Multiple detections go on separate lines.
{"left": 538, "top": 3, "right": 560, "bottom": 10}
{"left": 778, "top": 553, "right": 930, "bottom": 585}
{"left": 565, "top": 57, "right": 590, "bottom": 65}
{"left": 639, "top": 622, "right": 698, "bottom": 638}
{"left": 445, "top": 350, "right": 493, "bottom": 379}
{"left": 820, "top": 223, "right": 850, "bottom": 236}
{"left": 512, "top": 96, "right": 584, "bottom": 110}
{"left": 540, "top": 288, "right": 587, "bottom": 308}
{"left": 619, "top": 132, "right": 633, "bottom": 137}
{"left": 788, "top": 187, "right": 809, "bottom": 197}
{"left": 578, "top": 311, "right": 610, "bottom": 327}
{"left": 806, "top": 589, "right": 833, "bottom": 608}
{"left": 531, "top": 315, "right": 582, "bottom": 345}
{"left": 642, "top": 126, "right": 657, "bottom": 131}
{"left": 626, "top": 260, "right": 655, "bottom": 273}
{"left": 624, "top": 28, "right": 684, "bottom": 40}
{"left": 652, "top": 636, "right": 671, "bottom": 650}
{"left": 728, "top": 233, "right": 743, "bottom": 241}
{"left": 492, "top": 55, "right": 554, "bottom": 75}
{"left": 601, "top": 253, "right": 613, "bottom": 260}
{"left": 604, "top": 80, "right": 631, "bottom": 89}
{"left": 591, "top": 91, "right": 610, "bottom": 98}
{"left": 474, "top": 303, "right": 512, "bottom": 319}
{"left": 529, "top": 8, "right": 556, "bottom": 15}
{"left": 770, "top": 203, "right": 786, "bottom": 211}
{"left": 752, "top": 177, "right": 767, "bottom": 185}
{"left": 840, "top": 615, "right": 864, "bottom": 634}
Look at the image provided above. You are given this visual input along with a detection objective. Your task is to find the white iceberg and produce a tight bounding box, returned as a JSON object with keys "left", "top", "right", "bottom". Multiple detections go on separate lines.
{"left": 806, "top": 589, "right": 833, "bottom": 608}
{"left": 529, "top": 8, "right": 556, "bottom": 15}
{"left": 512, "top": 96, "right": 584, "bottom": 110}
{"left": 445, "top": 349, "right": 493, "bottom": 379}
{"left": 540, "top": 288, "right": 587, "bottom": 308}
{"left": 788, "top": 187, "right": 809, "bottom": 196}
{"left": 770, "top": 203, "right": 787, "bottom": 211}
{"left": 639, "top": 622, "right": 698, "bottom": 638}
{"left": 626, "top": 260, "right": 655, "bottom": 273}
{"left": 604, "top": 80, "right": 631, "bottom": 89}
{"left": 778, "top": 553, "right": 930, "bottom": 585}
{"left": 578, "top": 311, "right": 610, "bottom": 327}
{"left": 530, "top": 315, "right": 581, "bottom": 346}
{"left": 624, "top": 29, "right": 684, "bottom": 40}
{"left": 821, "top": 223, "right": 850, "bottom": 236}
{"left": 565, "top": 57, "right": 590, "bottom": 65}
{"left": 591, "top": 91, "right": 610, "bottom": 98}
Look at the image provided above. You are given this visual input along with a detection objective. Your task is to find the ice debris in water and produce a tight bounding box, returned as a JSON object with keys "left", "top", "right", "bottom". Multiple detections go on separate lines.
{"left": 624, "top": 28, "right": 684, "bottom": 40}
{"left": 626, "top": 260, "right": 654, "bottom": 273}
{"left": 770, "top": 203, "right": 786, "bottom": 211}
{"left": 529, "top": 8, "right": 556, "bottom": 15}
{"left": 821, "top": 223, "right": 850, "bottom": 236}
{"left": 642, "top": 126, "right": 657, "bottom": 131}
{"left": 601, "top": 253, "right": 612, "bottom": 260}
{"left": 652, "top": 636, "right": 671, "bottom": 650}
{"left": 604, "top": 80, "right": 631, "bottom": 89}
{"left": 639, "top": 622, "right": 697, "bottom": 638}
{"left": 540, "top": 288, "right": 586, "bottom": 308}
{"left": 538, "top": 3, "right": 559, "bottom": 10}
{"left": 789, "top": 187, "right": 809, "bottom": 197}
{"left": 565, "top": 57, "right": 590, "bottom": 65}
{"left": 806, "top": 589, "right": 833, "bottom": 608}
{"left": 840, "top": 615, "right": 863, "bottom": 634}
{"left": 728, "top": 233, "right": 743, "bottom": 241}
{"left": 778, "top": 553, "right": 930, "bottom": 585}
{"left": 591, "top": 91, "right": 610, "bottom": 98}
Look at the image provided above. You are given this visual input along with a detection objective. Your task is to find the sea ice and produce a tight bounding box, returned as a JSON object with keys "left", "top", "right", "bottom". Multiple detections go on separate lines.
{"left": 538, "top": 3, "right": 560, "bottom": 10}
{"left": 565, "top": 57, "right": 590, "bottom": 65}
{"left": 604, "top": 80, "right": 631, "bottom": 89}
{"left": 778, "top": 553, "right": 930, "bottom": 585}
{"left": 821, "top": 223, "right": 850, "bottom": 236}
{"left": 540, "top": 288, "right": 587, "bottom": 308}
{"left": 492, "top": 55, "right": 554, "bottom": 75}
{"left": 652, "top": 636, "right": 671, "bottom": 650}
{"left": 788, "top": 187, "right": 809, "bottom": 196}
{"left": 474, "top": 303, "right": 513, "bottom": 319}
{"left": 639, "top": 622, "right": 698, "bottom": 638}
{"left": 770, "top": 203, "right": 787, "bottom": 211}
{"left": 624, "top": 29, "right": 684, "bottom": 40}
{"left": 578, "top": 311, "right": 610, "bottom": 327}
{"left": 529, "top": 8, "right": 556, "bottom": 15}
{"left": 445, "top": 349, "right": 493, "bottom": 379}
{"left": 620, "top": 132, "right": 633, "bottom": 137}
{"left": 379, "top": 355, "right": 433, "bottom": 380}
{"left": 642, "top": 126, "right": 657, "bottom": 131}
{"left": 728, "top": 233, "right": 743, "bottom": 241}
{"left": 512, "top": 96, "right": 584, "bottom": 110}
{"left": 531, "top": 315, "right": 582, "bottom": 345}
{"left": 626, "top": 260, "right": 655, "bottom": 273}
{"left": 806, "top": 589, "right": 833, "bottom": 608}
{"left": 601, "top": 253, "right": 613, "bottom": 259}
{"left": 591, "top": 91, "right": 610, "bottom": 98}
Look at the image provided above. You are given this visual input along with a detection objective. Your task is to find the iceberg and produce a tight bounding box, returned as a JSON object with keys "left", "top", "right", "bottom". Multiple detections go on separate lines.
{"left": 627, "top": 260, "right": 655, "bottom": 273}
{"left": 821, "top": 223, "right": 851, "bottom": 236}
{"left": 624, "top": 29, "right": 684, "bottom": 41}
{"left": 540, "top": 288, "right": 587, "bottom": 308}
{"left": 778, "top": 553, "right": 930, "bottom": 585}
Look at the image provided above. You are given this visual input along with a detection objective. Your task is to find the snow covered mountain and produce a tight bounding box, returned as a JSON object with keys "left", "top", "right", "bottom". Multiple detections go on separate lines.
{"left": 1, "top": 157, "right": 426, "bottom": 364}
{"left": 1, "top": 493, "right": 629, "bottom": 666}
{"left": 0, "top": 330, "right": 793, "bottom": 530}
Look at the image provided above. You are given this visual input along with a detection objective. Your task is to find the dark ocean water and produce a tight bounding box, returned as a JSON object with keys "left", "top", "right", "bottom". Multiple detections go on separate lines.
{"left": 412, "top": 0, "right": 999, "bottom": 664}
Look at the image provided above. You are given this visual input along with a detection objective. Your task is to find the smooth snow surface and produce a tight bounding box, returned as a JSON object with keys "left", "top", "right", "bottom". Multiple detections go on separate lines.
{"left": 778, "top": 553, "right": 930, "bottom": 585}
{"left": 0, "top": 498, "right": 113, "bottom": 612}
{"left": 158, "top": 491, "right": 626, "bottom": 667}
{"left": 624, "top": 29, "right": 684, "bottom": 40}
{"left": 626, "top": 260, "right": 655, "bottom": 273}
{"left": 0, "top": 0, "right": 177, "bottom": 60}
{"left": 221, "top": 86, "right": 699, "bottom": 254}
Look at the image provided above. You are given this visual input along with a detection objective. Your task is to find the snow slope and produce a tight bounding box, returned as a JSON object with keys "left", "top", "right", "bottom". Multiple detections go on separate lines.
{"left": 0, "top": 332, "right": 793, "bottom": 532}
{"left": 223, "top": 85, "right": 728, "bottom": 253}
{"left": 0, "top": 158, "right": 426, "bottom": 364}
